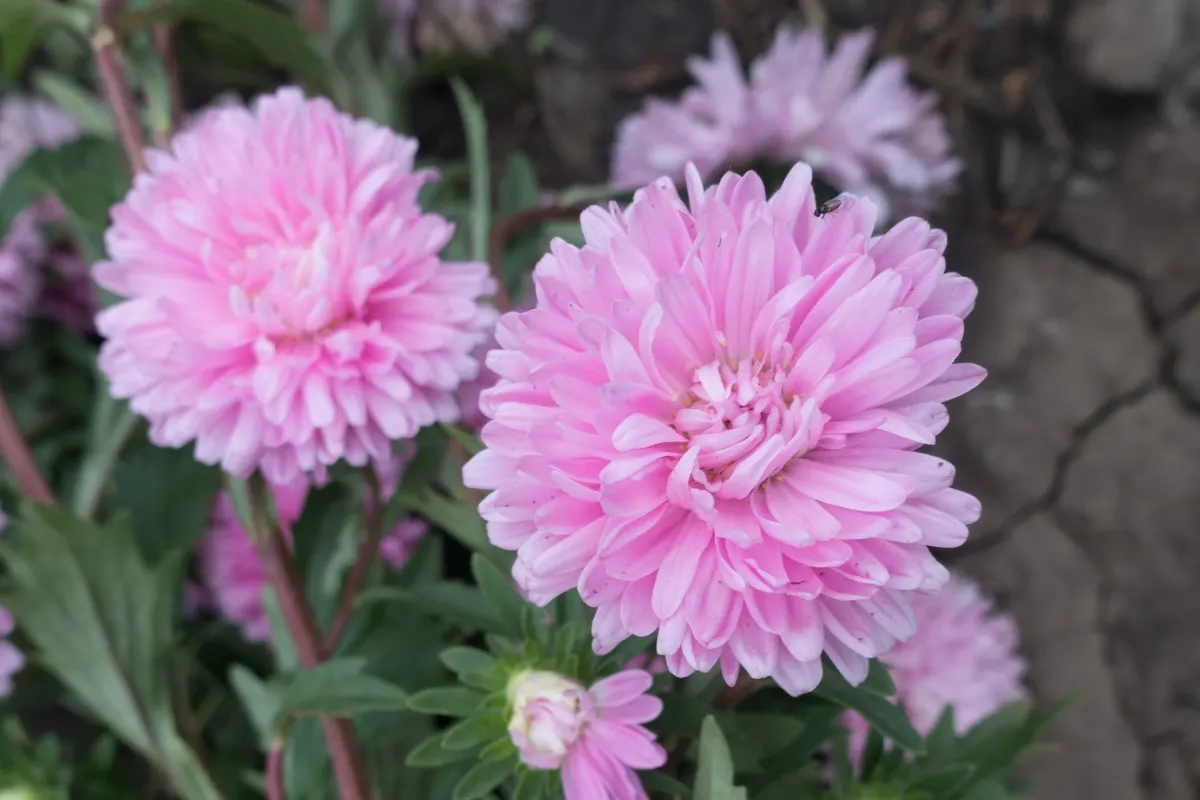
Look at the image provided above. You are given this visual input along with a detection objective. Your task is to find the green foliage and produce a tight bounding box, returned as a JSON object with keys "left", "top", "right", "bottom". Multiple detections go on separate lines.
{"left": 273, "top": 657, "right": 408, "bottom": 728}
{"left": 695, "top": 716, "right": 749, "bottom": 800}
{"left": 0, "top": 0, "right": 87, "bottom": 78}
{"left": 0, "top": 504, "right": 223, "bottom": 800}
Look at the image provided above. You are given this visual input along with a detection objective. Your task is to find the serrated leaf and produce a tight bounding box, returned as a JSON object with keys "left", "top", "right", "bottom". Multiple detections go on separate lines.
{"left": 274, "top": 658, "right": 408, "bottom": 727}
{"left": 112, "top": 437, "right": 221, "bottom": 565}
{"left": 406, "top": 731, "right": 479, "bottom": 768}
{"left": 409, "top": 688, "right": 486, "bottom": 718}
{"left": 0, "top": 504, "right": 223, "bottom": 800}
{"left": 229, "top": 666, "right": 283, "bottom": 750}
{"left": 814, "top": 660, "right": 924, "bottom": 754}
{"left": 471, "top": 555, "right": 525, "bottom": 636}
{"left": 452, "top": 753, "right": 516, "bottom": 800}
{"left": 139, "top": 0, "right": 330, "bottom": 94}
{"left": 694, "top": 716, "right": 748, "bottom": 800}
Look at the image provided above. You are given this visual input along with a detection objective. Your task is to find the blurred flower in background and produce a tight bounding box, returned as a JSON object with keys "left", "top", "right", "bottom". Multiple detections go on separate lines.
{"left": 198, "top": 451, "right": 428, "bottom": 643}
{"left": 376, "top": 0, "right": 531, "bottom": 59}
{"left": 844, "top": 574, "right": 1027, "bottom": 756}
{"left": 0, "top": 96, "right": 82, "bottom": 345}
{"left": 612, "top": 27, "right": 960, "bottom": 219}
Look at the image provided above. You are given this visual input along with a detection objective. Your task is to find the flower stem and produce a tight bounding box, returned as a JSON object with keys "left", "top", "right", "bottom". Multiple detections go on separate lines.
{"left": 323, "top": 466, "right": 384, "bottom": 655}
{"left": 152, "top": 23, "right": 182, "bottom": 144}
{"left": 92, "top": 0, "right": 147, "bottom": 174}
{"left": 247, "top": 478, "right": 371, "bottom": 800}
{"left": 0, "top": 386, "right": 55, "bottom": 506}
{"left": 267, "top": 743, "right": 287, "bottom": 800}
{"left": 488, "top": 203, "right": 586, "bottom": 312}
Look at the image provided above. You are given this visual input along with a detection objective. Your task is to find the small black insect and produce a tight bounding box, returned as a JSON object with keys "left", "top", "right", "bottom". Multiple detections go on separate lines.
{"left": 815, "top": 197, "right": 843, "bottom": 218}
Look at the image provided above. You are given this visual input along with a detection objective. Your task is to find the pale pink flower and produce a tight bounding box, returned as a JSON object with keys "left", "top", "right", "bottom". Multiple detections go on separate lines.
{"left": 95, "top": 88, "right": 496, "bottom": 485}
{"left": 507, "top": 668, "right": 666, "bottom": 799}
{"left": 611, "top": 33, "right": 761, "bottom": 191}
{"left": 199, "top": 455, "right": 429, "bottom": 643}
{"left": 845, "top": 574, "right": 1027, "bottom": 754}
{"left": 610, "top": 28, "right": 960, "bottom": 218}
{"left": 465, "top": 165, "right": 985, "bottom": 696}
{"left": 752, "top": 27, "right": 961, "bottom": 219}
{"left": 0, "top": 95, "right": 82, "bottom": 344}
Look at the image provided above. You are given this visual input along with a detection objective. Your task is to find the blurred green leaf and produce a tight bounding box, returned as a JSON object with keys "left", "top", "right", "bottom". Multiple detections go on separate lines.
{"left": 393, "top": 487, "right": 493, "bottom": 561}
{"left": 0, "top": 136, "right": 130, "bottom": 265}
{"left": 904, "top": 764, "right": 977, "bottom": 797}
{"left": 408, "top": 687, "right": 486, "bottom": 718}
{"left": 441, "top": 422, "right": 484, "bottom": 456}
{"left": 141, "top": 0, "right": 331, "bottom": 95}
{"left": 471, "top": 555, "right": 525, "bottom": 636}
{"left": 448, "top": 77, "right": 490, "bottom": 265}
{"left": 452, "top": 754, "right": 516, "bottom": 800}
{"left": 860, "top": 659, "right": 897, "bottom": 697}
{"left": 262, "top": 588, "right": 301, "bottom": 673}
{"left": 357, "top": 581, "right": 505, "bottom": 635}
{"left": 439, "top": 646, "right": 495, "bottom": 679}
{"left": 112, "top": 436, "right": 221, "bottom": 564}
{"left": 0, "top": 0, "right": 86, "bottom": 78}
{"left": 406, "top": 731, "right": 478, "bottom": 768}
{"left": 274, "top": 658, "right": 408, "bottom": 727}
{"left": 0, "top": 504, "right": 224, "bottom": 800}
{"left": 31, "top": 71, "right": 116, "bottom": 137}
{"left": 814, "top": 661, "right": 924, "bottom": 755}
{"left": 229, "top": 666, "right": 283, "bottom": 751}
{"left": 442, "top": 714, "right": 504, "bottom": 751}
{"left": 694, "top": 716, "right": 748, "bottom": 800}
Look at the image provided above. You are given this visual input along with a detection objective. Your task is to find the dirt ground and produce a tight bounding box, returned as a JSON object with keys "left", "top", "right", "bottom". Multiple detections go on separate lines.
{"left": 504, "top": 1, "right": 1200, "bottom": 797}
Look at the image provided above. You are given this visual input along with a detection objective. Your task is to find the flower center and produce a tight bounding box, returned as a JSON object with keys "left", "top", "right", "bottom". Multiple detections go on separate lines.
{"left": 672, "top": 355, "right": 823, "bottom": 500}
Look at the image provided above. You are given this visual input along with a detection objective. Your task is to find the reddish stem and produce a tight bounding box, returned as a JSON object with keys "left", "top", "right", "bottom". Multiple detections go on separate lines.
{"left": 0, "top": 388, "right": 55, "bottom": 506}
{"left": 249, "top": 485, "right": 371, "bottom": 800}
{"left": 323, "top": 468, "right": 383, "bottom": 655}
{"left": 267, "top": 744, "right": 287, "bottom": 800}
{"left": 92, "top": 2, "right": 147, "bottom": 173}
{"left": 487, "top": 203, "right": 586, "bottom": 313}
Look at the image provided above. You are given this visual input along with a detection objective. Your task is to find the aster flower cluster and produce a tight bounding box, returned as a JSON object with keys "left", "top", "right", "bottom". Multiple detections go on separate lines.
{"left": 612, "top": 28, "right": 961, "bottom": 219}
{"left": 0, "top": 95, "right": 84, "bottom": 345}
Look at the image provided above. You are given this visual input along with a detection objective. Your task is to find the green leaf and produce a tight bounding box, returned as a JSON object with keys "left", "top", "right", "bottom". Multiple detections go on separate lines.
{"left": 904, "top": 764, "right": 977, "bottom": 796}
{"left": 0, "top": 504, "right": 224, "bottom": 800}
{"left": 229, "top": 666, "right": 283, "bottom": 750}
{"left": 496, "top": 152, "right": 544, "bottom": 300}
{"left": 756, "top": 702, "right": 841, "bottom": 780}
{"left": 0, "top": 0, "right": 86, "bottom": 77}
{"left": 441, "top": 422, "right": 484, "bottom": 456}
{"left": 859, "top": 726, "right": 885, "bottom": 780}
{"left": 357, "top": 581, "right": 506, "bottom": 635}
{"left": 274, "top": 657, "right": 408, "bottom": 727}
{"left": 112, "top": 437, "right": 221, "bottom": 564}
{"left": 641, "top": 771, "right": 693, "bottom": 797}
{"left": 471, "top": 555, "right": 525, "bottom": 636}
{"left": 694, "top": 716, "right": 748, "bottom": 800}
{"left": 814, "top": 661, "right": 924, "bottom": 755}
{"left": 860, "top": 659, "right": 897, "bottom": 697}
{"left": 31, "top": 71, "right": 116, "bottom": 137}
{"left": 452, "top": 754, "right": 517, "bottom": 800}
{"left": 392, "top": 487, "right": 492, "bottom": 558}
{"left": 448, "top": 77, "right": 490, "bottom": 264}
{"left": 442, "top": 714, "right": 504, "bottom": 751}
{"left": 142, "top": 0, "right": 331, "bottom": 95}
{"left": 406, "top": 731, "right": 478, "bottom": 768}
{"left": 408, "top": 687, "right": 486, "bottom": 718}
{"left": 0, "top": 136, "right": 130, "bottom": 265}
{"left": 439, "top": 646, "right": 496, "bottom": 679}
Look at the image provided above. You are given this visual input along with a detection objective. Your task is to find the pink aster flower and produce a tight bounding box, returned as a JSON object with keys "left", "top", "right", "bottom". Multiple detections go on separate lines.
{"left": 845, "top": 574, "right": 1027, "bottom": 755}
{"left": 199, "top": 456, "right": 429, "bottom": 643}
{"left": 0, "top": 95, "right": 82, "bottom": 345}
{"left": 611, "top": 33, "right": 760, "bottom": 192}
{"left": 751, "top": 27, "right": 960, "bottom": 219}
{"left": 507, "top": 668, "right": 666, "bottom": 799}
{"left": 465, "top": 164, "right": 985, "bottom": 696}
{"left": 94, "top": 87, "right": 496, "bottom": 485}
